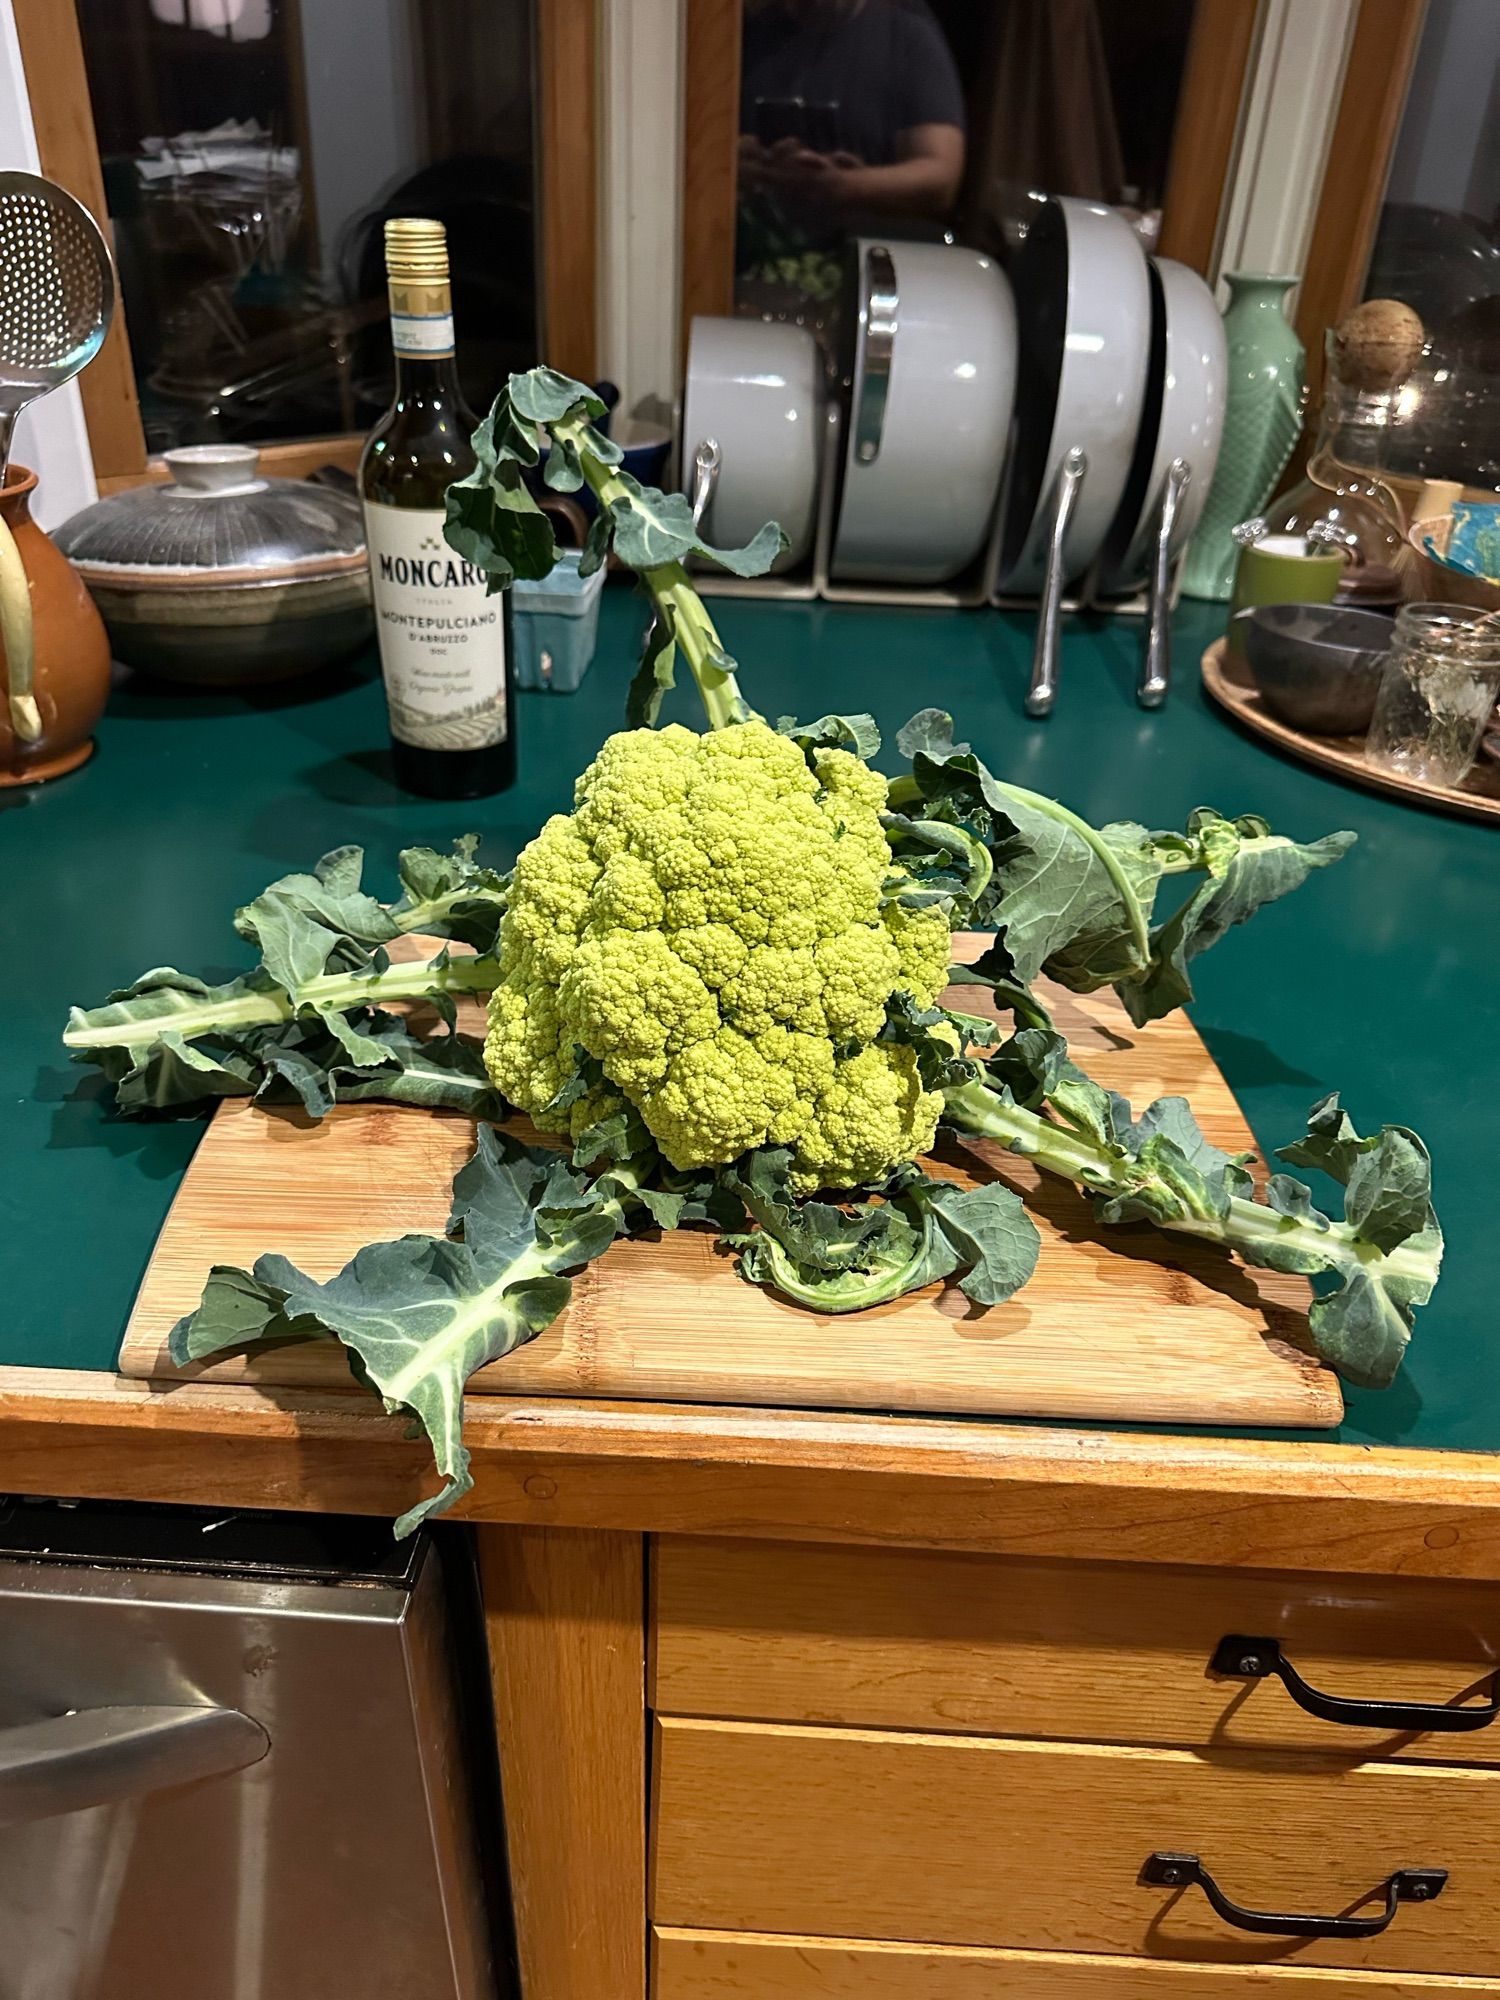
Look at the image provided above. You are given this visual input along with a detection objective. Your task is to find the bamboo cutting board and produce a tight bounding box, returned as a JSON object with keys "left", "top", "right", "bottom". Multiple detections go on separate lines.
{"left": 118, "top": 940, "right": 1341, "bottom": 1427}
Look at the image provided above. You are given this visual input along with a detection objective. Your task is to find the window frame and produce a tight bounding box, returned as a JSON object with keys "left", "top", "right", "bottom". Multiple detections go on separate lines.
{"left": 12, "top": 0, "right": 599, "bottom": 489}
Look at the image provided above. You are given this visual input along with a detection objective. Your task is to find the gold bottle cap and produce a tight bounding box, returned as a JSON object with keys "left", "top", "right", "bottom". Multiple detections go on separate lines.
{"left": 384, "top": 216, "right": 449, "bottom": 284}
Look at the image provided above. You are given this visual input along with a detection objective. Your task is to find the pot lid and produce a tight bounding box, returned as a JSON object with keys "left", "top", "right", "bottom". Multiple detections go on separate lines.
{"left": 54, "top": 444, "right": 367, "bottom": 585}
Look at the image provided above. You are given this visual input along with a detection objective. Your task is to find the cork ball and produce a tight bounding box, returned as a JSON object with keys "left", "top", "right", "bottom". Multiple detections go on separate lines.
{"left": 1331, "top": 298, "right": 1426, "bottom": 390}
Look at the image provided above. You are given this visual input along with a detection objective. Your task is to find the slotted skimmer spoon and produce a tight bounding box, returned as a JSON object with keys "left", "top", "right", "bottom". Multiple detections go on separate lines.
{"left": 0, "top": 171, "right": 114, "bottom": 744}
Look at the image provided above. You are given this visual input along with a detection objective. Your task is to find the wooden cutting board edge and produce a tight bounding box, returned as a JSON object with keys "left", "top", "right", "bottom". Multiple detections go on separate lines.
{"left": 116, "top": 948, "right": 1344, "bottom": 1431}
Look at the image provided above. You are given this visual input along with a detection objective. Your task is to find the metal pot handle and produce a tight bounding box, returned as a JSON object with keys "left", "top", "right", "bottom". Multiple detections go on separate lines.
{"left": 852, "top": 244, "right": 898, "bottom": 466}
{"left": 0, "top": 510, "right": 40, "bottom": 743}
{"left": 0, "top": 1705, "right": 269, "bottom": 1824}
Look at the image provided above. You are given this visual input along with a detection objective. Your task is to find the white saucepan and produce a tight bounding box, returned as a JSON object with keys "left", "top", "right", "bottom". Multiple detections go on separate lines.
{"left": 996, "top": 197, "right": 1152, "bottom": 594}
{"left": 1092, "top": 256, "right": 1228, "bottom": 595}
{"left": 680, "top": 318, "right": 822, "bottom": 570}
{"left": 831, "top": 239, "right": 1017, "bottom": 586}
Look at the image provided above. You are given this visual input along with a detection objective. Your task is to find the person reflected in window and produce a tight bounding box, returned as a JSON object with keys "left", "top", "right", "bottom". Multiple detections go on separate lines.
{"left": 738, "top": 0, "right": 966, "bottom": 230}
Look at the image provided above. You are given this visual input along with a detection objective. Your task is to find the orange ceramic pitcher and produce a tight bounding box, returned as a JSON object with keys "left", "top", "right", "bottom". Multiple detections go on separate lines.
{"left": 0, "top": 465, "right": 111, "bottom": 785}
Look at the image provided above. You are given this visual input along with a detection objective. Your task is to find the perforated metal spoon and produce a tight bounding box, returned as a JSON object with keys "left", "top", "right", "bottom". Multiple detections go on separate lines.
{"left": 0, "top": 172, "right": 113, "bottom": 482}
{"left": 0, "top": 172, "right": 114, "bottom": 743}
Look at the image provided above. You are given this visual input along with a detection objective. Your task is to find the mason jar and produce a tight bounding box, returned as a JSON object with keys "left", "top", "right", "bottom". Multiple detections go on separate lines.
{"left": 1365, "top": 603, "right": 1500, "bottom": 787}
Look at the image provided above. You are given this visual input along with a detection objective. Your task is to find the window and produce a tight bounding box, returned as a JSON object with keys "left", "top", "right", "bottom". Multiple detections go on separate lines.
{"left": 1362, "top": 0, "right": 1500, "bottom": 486}
{"left": 70, "top": 0, "right": 537, "bottom": 456}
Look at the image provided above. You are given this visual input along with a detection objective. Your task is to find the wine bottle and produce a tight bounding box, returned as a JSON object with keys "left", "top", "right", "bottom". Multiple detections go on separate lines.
{"left": 359, "top": 216, "right": 516, "bottom": 799}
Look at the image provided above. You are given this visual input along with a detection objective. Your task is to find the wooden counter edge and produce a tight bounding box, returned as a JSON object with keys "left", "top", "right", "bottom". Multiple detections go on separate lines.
{"left": 2, "top": 1365, "right": 1498, "bottom": 1579}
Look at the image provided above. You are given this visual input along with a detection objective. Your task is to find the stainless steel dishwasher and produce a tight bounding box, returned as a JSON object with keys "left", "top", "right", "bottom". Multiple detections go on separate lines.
{"left": 0, "top": 1499, "right": 510, "bottom": 1999}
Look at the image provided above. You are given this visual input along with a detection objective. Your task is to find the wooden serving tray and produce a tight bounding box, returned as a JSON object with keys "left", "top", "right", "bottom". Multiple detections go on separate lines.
{"left": 1203, "top": 637, "right": 1500, "bottom": 824}
{"left": 118, "top": 940, "right": 1340, "bottom": 1428}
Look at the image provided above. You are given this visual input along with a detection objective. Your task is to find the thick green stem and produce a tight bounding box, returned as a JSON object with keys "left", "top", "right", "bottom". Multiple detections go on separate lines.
{"left": 391, "top": 886, "right": 506, "bottom": 939}
{"left": 563, "top": 419, "right": 754, "bottom": 731}
{"left": 65, "top": 953, "right": 500, "bottom": 1053}
{"left": 942, "top": 1075, "right": 1435, "bottom": 1288}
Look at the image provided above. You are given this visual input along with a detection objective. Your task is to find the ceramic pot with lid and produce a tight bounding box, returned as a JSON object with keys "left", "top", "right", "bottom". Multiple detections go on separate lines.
{"left": 54, "top": 445, "right": 372, "bottom": 684}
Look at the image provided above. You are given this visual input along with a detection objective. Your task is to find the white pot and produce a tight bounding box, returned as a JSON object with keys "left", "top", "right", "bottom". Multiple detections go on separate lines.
{"left": 680, "top": 318, "right": 822, "bottom": 570}
{"left": 997, "top": 197, "right": 1152, "bottom": 593}
{"left": 832, "top": 239, "right": 1017, "bottom": 586}
{"left": 1093, "top": 256, "right": 1229, "bottom": 594}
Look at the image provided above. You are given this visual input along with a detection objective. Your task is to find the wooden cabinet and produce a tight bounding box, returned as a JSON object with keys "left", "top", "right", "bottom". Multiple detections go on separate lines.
{"left": 15, "top": 1379, "right": 1500, "bottom": 2000}
{"left": 652, "top": 1538, "right": 1500, "bottom": 1764}
{"left": 653, "top": 1930, "right": 1500, "bottom": 1998}
{"left": 653, "top": 1720, "right": 1499, "bottom": 1975}
{"left": 648, "top": 1536, "right": 1500, "bottom": 1993}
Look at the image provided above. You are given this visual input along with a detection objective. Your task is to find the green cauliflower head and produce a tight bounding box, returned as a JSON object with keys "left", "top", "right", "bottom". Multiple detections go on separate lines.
{"left": 485, "top": 719, "right": 952, "bottom": 1191}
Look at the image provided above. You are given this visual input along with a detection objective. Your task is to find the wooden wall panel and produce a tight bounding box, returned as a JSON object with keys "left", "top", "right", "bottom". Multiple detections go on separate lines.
{"left": 12, "top": 0, "right": 147, "bottom": 482}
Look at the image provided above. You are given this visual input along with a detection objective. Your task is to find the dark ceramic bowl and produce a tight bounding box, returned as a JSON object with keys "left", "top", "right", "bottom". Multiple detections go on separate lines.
{"left": 1240, "top": 603, "right": 1395, "bottom": 736}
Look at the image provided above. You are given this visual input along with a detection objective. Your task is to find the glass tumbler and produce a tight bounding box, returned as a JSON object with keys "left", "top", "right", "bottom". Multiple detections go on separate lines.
{"left": 1365, "top": 604, "right": 1500, "bottom": 787}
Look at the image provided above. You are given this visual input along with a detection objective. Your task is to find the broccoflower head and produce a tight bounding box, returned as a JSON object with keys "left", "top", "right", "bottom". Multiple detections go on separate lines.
{"left": 484, "top": 720, "right": 952, "bottom": 1188}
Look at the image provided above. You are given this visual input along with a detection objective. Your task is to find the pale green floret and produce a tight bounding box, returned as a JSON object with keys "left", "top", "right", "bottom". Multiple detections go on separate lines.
{"left": 789, "top": 1043, "right": 943, "bottom": 1194}
{"left": 484, "top": 718, "right": 954, "bottom": 1189}
{"left": 883, "top": 902, "right": 952, "bottom": 1006}
{"left": 642, "top": 1027, "right": 799, "bottom": 1166}
{"left": 671, "top": 922, "right": 749, "bottom": 990}
{"left": 561, "top": 930, "right": 719, "bottom": 1094}
{"left": 484, "top": 950, "right": 573, "bottom": 1127}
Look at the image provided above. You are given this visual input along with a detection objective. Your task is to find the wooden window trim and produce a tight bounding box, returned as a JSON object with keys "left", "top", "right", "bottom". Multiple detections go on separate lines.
{"left": 1292, "top": 0, "right": 1430, "bottom": 415}
{"left": 1156, "top": 0, "right": 1262, "bottom": 273}
{"left": 679, "top": 0, "right": 742, "bottom": 357}
{"left": 12, "top": 0, "right": 148, "bottom": 485}
{"left": 536, "top": 0, "right": 600, "bottom": 385}
{"left": 14, "top": 0, "right": 598, "bottom": 491}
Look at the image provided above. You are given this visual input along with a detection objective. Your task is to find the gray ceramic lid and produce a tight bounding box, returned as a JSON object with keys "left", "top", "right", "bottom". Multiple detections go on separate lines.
{"left": 54, "top": 444, "right": 367, "bottom": 584}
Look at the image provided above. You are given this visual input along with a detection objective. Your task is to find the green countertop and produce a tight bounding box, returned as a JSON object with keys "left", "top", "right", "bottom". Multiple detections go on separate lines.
{"left": 3, "top": 590, "right": 1494, "bottom": 1453}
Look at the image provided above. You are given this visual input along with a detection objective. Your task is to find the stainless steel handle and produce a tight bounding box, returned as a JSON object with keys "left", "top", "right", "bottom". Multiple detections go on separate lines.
{"left": 0, "top": 1705, "right": 269, "bottom": 1823}
{"left": 853, "top": 244, "right": 898, "bottom": 465}
{"left": 1026, "top": 447, "right": 1087, "bottom": 719}
{"left": 690, "top": 437, "right": 721, "bottom": 530}
{"left": 1139, "top": 456, "right": 1191, "bottom": 710}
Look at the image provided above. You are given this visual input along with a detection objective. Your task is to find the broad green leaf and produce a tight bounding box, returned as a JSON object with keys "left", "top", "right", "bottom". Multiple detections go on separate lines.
{"left": 578, "top": 508, "right": 612, "bottom": 579}
{"left": 172, "top": 1128, "right": 629, "bottom": 1534}
{"left": 606, "top": 482, "right": 786, "bottom": 576}
{"left": 234, "top": 847, "right": 398, "bottom": 967}
{"left": 508, "top": 366, "right": 610, "bottom": 429}
{"left": 391, "top": 835, "right": 509, "bottom": 950}
{"left": 777, "top": 712, "right": 882, "bottom": 760}
{"left": 916, "top": 1177, "right": 1040, "bottom": 1306}
{"left": 1122, "top": 826, "right": 1355, "bottom": 1026}
{"left": 727, "top": 1151, "right": 1038, "bottom": 1314}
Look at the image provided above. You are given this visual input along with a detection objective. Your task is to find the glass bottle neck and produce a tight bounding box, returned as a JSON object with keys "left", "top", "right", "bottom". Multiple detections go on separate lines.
{"left": 1310, "top": 377, "right": 1394, "bottom": 471}
{"left": 391, "top": 350, "right": 465, "bottom": 401}
{"left": 385, "top": 270, "right": 462, "bottom": 402}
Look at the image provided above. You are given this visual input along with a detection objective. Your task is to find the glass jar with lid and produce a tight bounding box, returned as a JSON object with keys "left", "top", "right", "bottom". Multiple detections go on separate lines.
{"left": 1365, "top": 602, "right": 1500, "bottom": 787}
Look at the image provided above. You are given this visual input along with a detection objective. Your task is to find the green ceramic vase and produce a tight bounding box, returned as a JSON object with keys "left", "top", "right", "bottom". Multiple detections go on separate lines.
{"left": 1181, "top": 273, "right": 1305, "bottom": 602}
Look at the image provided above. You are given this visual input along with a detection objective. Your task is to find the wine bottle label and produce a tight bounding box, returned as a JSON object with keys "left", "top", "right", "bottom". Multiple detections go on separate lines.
{"left": 390, "top": 311, "right": 456, "bottom": 358}
{"left": 363, "top": 501, "right": 507, "bottom": 750}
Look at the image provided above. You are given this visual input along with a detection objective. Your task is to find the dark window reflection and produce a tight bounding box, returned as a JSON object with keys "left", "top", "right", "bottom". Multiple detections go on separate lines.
{"left": 735, "top": 0, "right": 1193, "bottom": 330}
{"left": 1363, "top": 0, "right": 1500, "bottom": 485}
{"left": 75, "top": 0, "right": 536, "bottom": 452}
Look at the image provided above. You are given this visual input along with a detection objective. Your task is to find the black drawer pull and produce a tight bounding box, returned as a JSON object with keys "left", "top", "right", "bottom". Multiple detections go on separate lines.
{"left": 1141, "top": 1852, "right": 1448, "bottom": 1939}
{"left": 1212, "top": 1635, "right": 1500, "bottom": 1733}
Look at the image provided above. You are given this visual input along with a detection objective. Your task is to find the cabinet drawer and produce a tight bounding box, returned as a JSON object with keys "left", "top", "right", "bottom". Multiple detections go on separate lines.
{"left": 652, "top": 1719, "right": 1500, "bottom": 1976}
{"left": 652, "top": 1539, "right": 1500, "bottom": 1762}
{"left": 653, "top": 1929, "right": 1500, "bottom": 1998}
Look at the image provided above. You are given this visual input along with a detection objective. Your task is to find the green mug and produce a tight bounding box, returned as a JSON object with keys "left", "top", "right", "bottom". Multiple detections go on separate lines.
{"left": 1226, "top": 534, "right": 1346, "bottom": 659}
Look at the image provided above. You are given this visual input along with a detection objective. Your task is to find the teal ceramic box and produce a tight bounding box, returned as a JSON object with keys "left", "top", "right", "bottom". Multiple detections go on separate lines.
{"left": 513, "top": 551, "right": 608, "bottom": 692}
